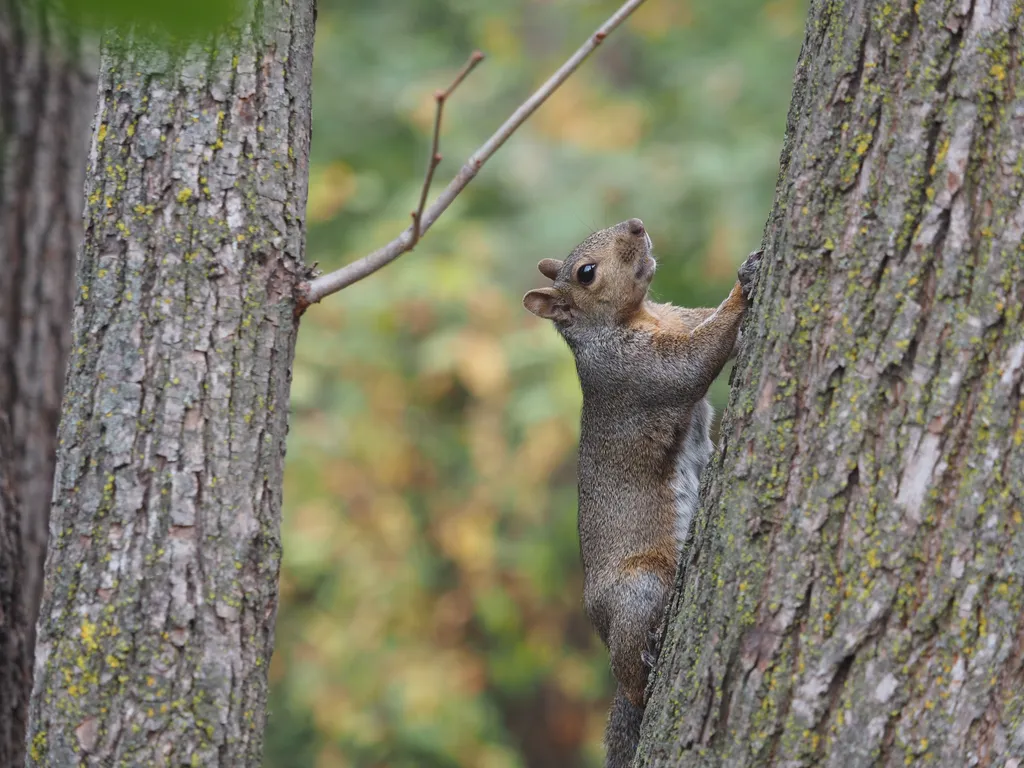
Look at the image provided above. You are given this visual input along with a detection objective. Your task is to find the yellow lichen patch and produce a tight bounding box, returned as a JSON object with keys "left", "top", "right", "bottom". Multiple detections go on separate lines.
{"left": 81, "top": 619, "right": 99, "bottom": 653}
{"left": 30, "top": 731, "right": 46, "bottom": 761}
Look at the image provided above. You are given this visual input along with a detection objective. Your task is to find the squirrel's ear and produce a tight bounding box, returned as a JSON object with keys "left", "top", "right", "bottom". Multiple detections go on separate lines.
{"left": 537, "top": 259, "right": 563, "bottom": 281}
{"left": 523, "top": 288, "right": 571, "bottom": 322}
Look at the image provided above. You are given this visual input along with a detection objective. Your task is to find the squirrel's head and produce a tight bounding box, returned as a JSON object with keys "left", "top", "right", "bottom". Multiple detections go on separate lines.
{"left": 522, "top": 218, "right": 655, "bottom": 328}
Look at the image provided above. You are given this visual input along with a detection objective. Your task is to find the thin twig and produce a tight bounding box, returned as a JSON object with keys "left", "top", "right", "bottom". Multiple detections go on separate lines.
{"left": 298, "top": 0, "right": 648, "bottom": 311}
{"left": 411, "top": 51, "right": 484, "bottom": 246}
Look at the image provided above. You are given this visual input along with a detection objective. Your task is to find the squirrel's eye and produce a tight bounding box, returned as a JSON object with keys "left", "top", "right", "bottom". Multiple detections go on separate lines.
{"left": 577, "top": 263, "right": 597, "bottom": 285}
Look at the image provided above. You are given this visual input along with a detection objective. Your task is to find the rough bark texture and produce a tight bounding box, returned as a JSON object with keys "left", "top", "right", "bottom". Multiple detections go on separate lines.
{"left": 638, "top": 0, "right": 1024, "bottom": 766}
{"left": 0, "top": 414, "right": 29, "bottom": 768}
{"left": 0, "top": 0, "right": 95, "bottom": 666}
{"left": 24, "top": 1, "right": 315, "bottom": 763}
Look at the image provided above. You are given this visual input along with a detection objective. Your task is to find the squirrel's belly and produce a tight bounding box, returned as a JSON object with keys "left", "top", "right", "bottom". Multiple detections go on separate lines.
{"left": 671, "top": 399, "right": 714, "bottom": 548}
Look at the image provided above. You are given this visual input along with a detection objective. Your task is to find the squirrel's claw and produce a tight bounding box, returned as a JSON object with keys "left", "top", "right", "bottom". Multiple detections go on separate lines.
{"left": 642, "top": 628, "right": 663, "bottom": 671}
{"left": 738, "top": 249, "right": 764, "bottom": 300}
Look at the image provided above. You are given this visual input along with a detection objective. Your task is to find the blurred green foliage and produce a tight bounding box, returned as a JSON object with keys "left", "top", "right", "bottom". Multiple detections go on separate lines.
{"left": 33, "top": 0, "right": 239, "bottom": 40}
{"left": 270, "top": 1, "right": 806, "bottom": 766}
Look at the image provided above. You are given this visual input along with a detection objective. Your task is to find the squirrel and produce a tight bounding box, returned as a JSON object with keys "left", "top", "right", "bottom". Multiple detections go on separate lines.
{"left": 523, "top": 218, "right": 761, "bottom": 767}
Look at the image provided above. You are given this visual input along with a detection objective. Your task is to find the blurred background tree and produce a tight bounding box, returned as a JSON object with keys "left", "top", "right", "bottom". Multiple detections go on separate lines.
{"left": 270, "top": 1, "right": 805, "bottom": 766}
{"left": 0, "top": 2, "right": 94, "bottom": 761}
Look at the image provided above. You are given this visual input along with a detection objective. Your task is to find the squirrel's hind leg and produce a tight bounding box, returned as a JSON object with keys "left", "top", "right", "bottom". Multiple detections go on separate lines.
{"left": 604, "top": 686, "right": 643, "bottom": 768}
{"left": 604, "top": 570, "right": 669, "bottom": 707}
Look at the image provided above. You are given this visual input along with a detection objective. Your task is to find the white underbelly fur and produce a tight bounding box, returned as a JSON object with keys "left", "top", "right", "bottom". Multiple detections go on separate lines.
{"left": 671, "top": 399, "right": 714, "bottom": 548}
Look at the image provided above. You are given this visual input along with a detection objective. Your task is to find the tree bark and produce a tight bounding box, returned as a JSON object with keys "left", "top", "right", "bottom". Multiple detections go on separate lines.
{"left": 0, "top": 0, "right": 95, "bottom": 670}
{"left": 638, "top": 0, "right": 1024, "bottom": 766}
{"left": 24, "top": 2, "right": 315, "bottom": 763}
{"left": 0, "top": 414, "right": 29, "bottom": 768}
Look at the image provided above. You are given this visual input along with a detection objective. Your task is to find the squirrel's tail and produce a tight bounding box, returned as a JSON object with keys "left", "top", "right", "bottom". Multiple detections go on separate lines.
{"left": 604, "top": 686, "right": 643, "bottom": 768}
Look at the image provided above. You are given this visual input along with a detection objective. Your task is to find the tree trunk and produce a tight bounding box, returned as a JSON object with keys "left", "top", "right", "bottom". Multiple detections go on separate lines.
{"left": 638, "top": 0, "right": 1024, "bottom": 766}
{"left": 0, "top": 0, "right": 95, "bottom": 673}
{"left": 0, "top": 413, "right": 29, "bottom": 768}
{"left": 24, "top": 2, "right": 315, "bottom": 763}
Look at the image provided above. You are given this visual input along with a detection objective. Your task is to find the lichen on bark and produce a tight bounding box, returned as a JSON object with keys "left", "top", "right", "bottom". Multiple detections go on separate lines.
{"left": 24, "top": 0, "right": 315, "bottom": 763}
{"left": 637, "top": 0, "right": 1024, "bottom": 765}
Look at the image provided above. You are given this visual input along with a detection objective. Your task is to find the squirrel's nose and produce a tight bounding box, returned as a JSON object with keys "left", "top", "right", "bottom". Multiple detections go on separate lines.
{"left": 626, "top": 218, "right": 645, "bottom": 236}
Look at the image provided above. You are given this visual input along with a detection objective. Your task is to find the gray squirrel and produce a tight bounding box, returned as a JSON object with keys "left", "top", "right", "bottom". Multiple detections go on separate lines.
{"left": 523, "top": 218, "right": 761, "bottom": 767}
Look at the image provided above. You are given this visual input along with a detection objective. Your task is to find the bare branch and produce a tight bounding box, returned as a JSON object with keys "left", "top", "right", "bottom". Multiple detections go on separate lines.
{"left": 297, "top": 0, "right": 648, "bottom": 311}
{"left": 411, "top": 51, "right": 485, "bottom": 247}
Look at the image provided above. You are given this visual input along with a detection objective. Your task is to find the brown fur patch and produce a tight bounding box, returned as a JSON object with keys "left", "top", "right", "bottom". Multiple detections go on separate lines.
{"left": 620, "top": 547, "right": 676, "bottom": 583}
{"left": 622, "top": 304, "right": 663, "bottom": 334}
{"left": 624, "top": 299, "right": 734, "bottom": 336}
{"left": 624, "top": 302, "right": 695, "bottom": 335}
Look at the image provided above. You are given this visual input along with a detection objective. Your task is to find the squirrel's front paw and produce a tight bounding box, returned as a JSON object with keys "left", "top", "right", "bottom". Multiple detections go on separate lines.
{"left": 738, "top": 249, "right": 764, "bottom": 300}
